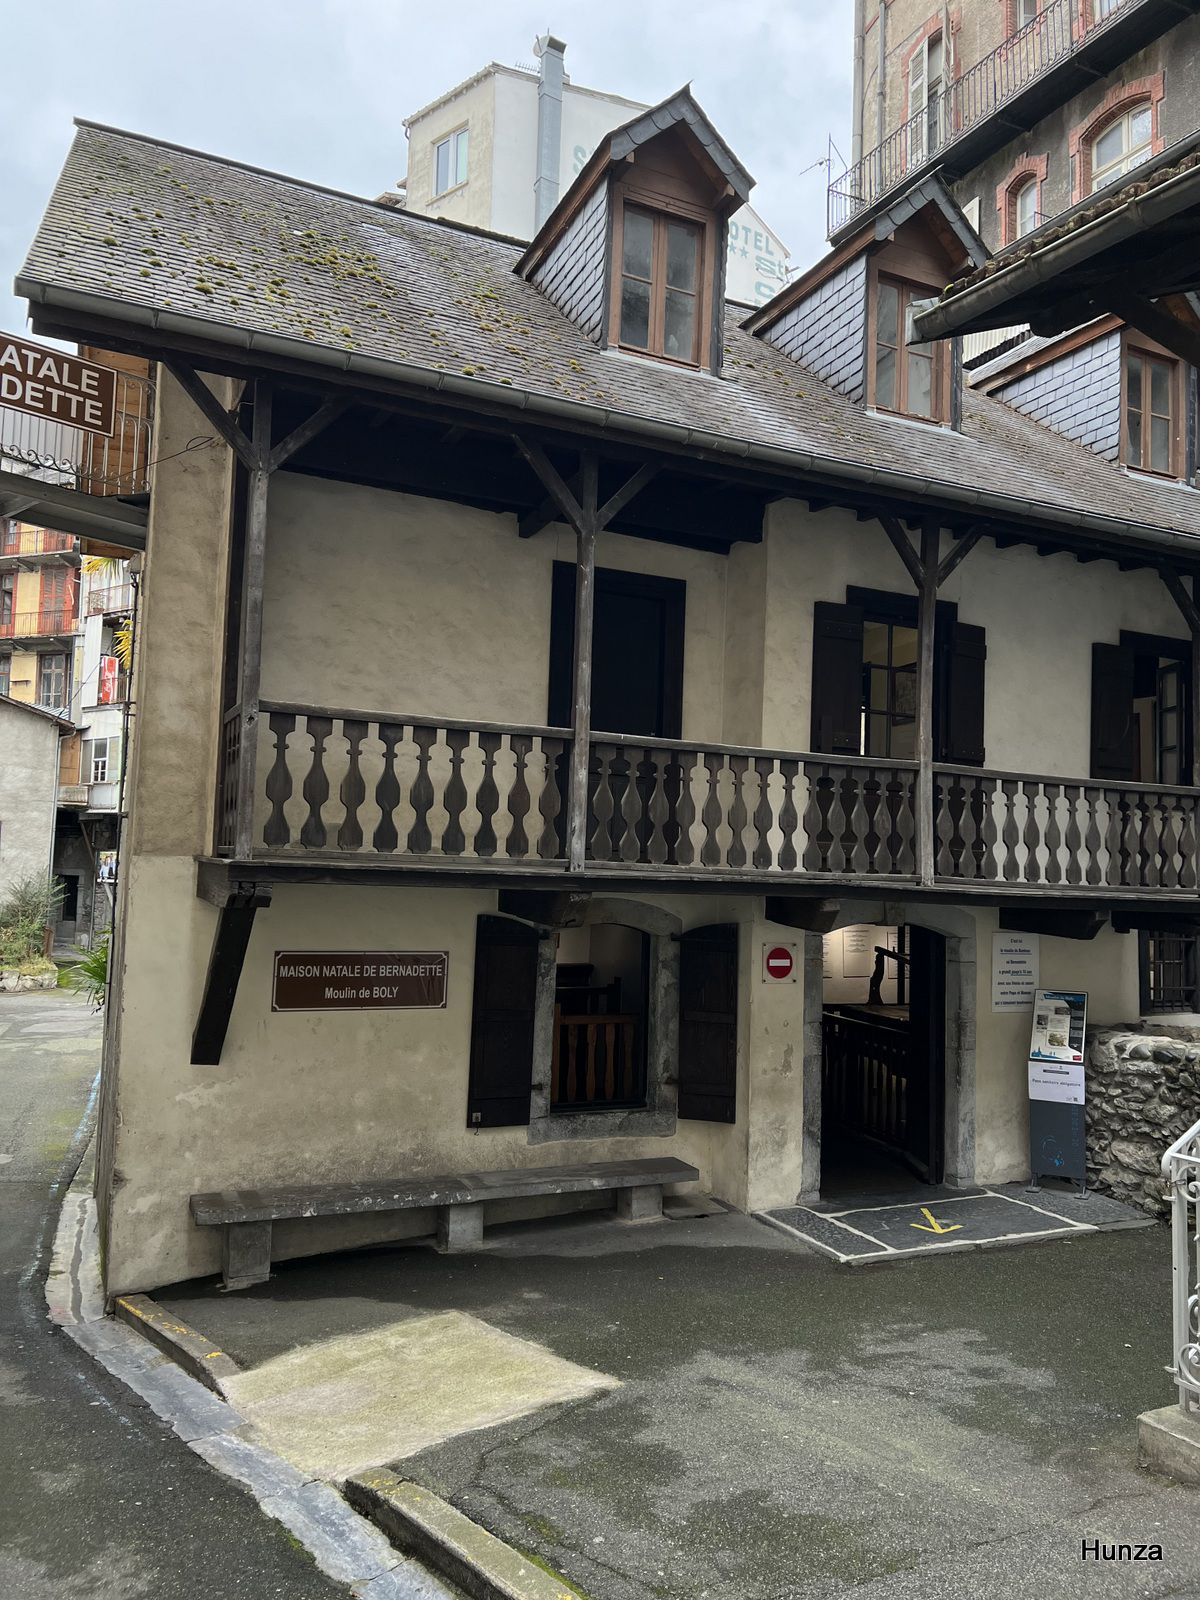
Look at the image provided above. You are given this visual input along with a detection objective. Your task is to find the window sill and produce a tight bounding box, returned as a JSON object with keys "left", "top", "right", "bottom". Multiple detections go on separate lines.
{"left": 604, "top": 346, "right": 718, "bottom": 382}
{"left": 865, "top": 406, "right": 955, "bottom": 434}
{"left": 429, "top": 180, "right": 469, "bottom": 205}
{"left": 527, "top": 1106, "right": 677, "bottom": 1145}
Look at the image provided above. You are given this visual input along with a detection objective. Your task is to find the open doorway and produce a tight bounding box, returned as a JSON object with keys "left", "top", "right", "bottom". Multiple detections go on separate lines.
{"left": 552, "top": 923, "right": 650, "bottom": 1111}
{"left": 820, "top": 922, "right": 946, "bottom": 1199}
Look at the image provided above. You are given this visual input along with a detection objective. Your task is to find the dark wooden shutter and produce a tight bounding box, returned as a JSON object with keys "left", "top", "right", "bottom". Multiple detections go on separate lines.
{"left": 942, "top": 622, "right": 986, "bottom": 766}
{"left": 678, "top": 924, "right": 738, "bottom": 1123}
{"left": 466, "top": 915, "right": 540, "bottom": 1127}
{"left": 1090, "top": 643, "right": 1136, "bottom": 781}
{"left": 810, "top": 602, "right": 864, "bottom": 754}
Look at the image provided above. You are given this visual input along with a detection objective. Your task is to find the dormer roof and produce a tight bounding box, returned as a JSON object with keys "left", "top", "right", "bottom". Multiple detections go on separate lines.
{"left": 515, "top": 86, "right": 754, "bottom": 281}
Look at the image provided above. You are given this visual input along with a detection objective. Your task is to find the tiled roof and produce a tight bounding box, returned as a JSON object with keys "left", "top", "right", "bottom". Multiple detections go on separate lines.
{"left": 18, "top": 121, "right": 1200, "bottom": 543}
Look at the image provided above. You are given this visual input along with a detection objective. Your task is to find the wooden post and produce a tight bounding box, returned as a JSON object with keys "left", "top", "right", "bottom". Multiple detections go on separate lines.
{"left": 234, "top": 383, "right": 272, "bottom": 859}
{"left": 916, "top": 517, "right": 940, "bottom": 887}
{"left": 567, "top": 457, "right": 599, "bottom": 872}
{"left": 1157, "top": 567, "right": 1200, "bottom": 788}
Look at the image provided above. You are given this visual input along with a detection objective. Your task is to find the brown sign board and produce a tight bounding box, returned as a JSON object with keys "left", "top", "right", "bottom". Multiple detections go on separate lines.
{"left": 272, "top": 951, "right": 449, "bottom": 1012}
{"left": 0, "top": 332, "right": 118, "bottom": 437}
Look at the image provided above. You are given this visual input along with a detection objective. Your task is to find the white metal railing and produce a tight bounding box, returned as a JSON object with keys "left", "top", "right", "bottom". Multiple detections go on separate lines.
{"left": 1163, "top": 1116, "right": 1200, "bottom": 1418}
{"left": 0, "top": 367, "right": 154, "bottom": 495}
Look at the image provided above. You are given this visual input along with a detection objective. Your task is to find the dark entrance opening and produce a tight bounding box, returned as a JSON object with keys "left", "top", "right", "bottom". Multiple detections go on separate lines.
{"left": 551, "top": 923, "right": 650, "bottom": 1111}
{"left": 820, "top": 922, "right": 946, "bottom": 1198}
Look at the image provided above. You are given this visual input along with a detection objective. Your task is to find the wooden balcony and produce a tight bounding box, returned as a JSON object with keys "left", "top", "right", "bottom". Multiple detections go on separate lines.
{"left": 209, "top": 701, "right": 1200, "bottom": 901}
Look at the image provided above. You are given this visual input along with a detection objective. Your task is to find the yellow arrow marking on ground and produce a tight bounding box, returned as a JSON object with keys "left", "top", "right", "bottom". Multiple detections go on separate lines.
{"left": 911, "top": 1206, "right": 963, "bottom": 1235}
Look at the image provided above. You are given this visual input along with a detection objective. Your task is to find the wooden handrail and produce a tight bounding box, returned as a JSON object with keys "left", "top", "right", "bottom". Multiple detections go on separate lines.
{"left": 934, "top": 762, "right": 1200, "bottom": 800}
{"left": 257, "top": 700, "right": 570, "bottom": 741}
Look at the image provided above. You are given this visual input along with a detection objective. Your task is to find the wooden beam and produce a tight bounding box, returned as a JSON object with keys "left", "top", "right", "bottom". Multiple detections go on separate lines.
{"left": 1107, "top": 292, "right": 1200, "bottom": 369}
{"left": 1160, "top": 565, "right": 1200, "bottom": 637}
{"left": 1112, "top": 908, "right": 1200, "bottom": 934}
{"left": 765, "top": 896, "right": 841, "bottom": 934}
{"left": 497, "top": 889, "right": 591, "bottom": 927}
{"left": 512, "top": 436, "right": 586, "bottom": 530}
{"left": 915, "top": 518, "right": 939, "bottom": 888}
{"left": 191, "top": 890, "right": 271, "bottom": 1065}
{"left": 998, "top": 907, "right": 1107, "bottom": 941}
{"left": 936, "top": 525, "right": 983, "bottom": 588}
{"left": 518, "top": 469, "right": 581, "bottom": 540}
{"left": 164, "top": 360, "right": 258, "bottom": 472}
{"left": 879, "top": 514, "right": 926, "bottom": 591}
{"left": 233, "top": 383, "right": 272, "bottom": 858}
{"left": 596, "top": 463, "right": 658, "bottom": 531}
{"left": 267, "top": 395, "right": 351, "bottom": 473}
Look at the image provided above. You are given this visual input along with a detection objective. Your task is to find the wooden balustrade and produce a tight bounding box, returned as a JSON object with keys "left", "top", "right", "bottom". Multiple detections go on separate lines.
{"left": 552, "top": 1010, "right": 641, "bottom": 1109}
{"left": 933, "top": 766, "right": 1200, "bottom": 891}
{"left": 823, "top": 1007, "right": 909, "bottom": 1151}
{"left": 249, "top": 702, "right": 569, "bottom": 862}
{"left": 214, "top": 702, "right": 1200, "bottom": 897}
{"left": 586, "top": 736, "right": 918, "bottom": 877}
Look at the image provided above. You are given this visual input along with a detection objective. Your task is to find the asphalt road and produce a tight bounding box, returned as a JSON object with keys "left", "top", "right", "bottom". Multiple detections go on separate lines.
{"left": 0, "top": 988, "right": 348, "bottom": 1599}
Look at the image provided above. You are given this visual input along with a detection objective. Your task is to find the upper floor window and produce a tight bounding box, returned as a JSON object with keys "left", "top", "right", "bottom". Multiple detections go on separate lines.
{"left": 0, "top": 574, "right": 12, "bottom": 626}
{"left": 90, "top": 737, "right": 111, "bottom": 784}
{"left": 0, "top": 654, "right": 9, "bottom": 697}
{"left": 1123, "top": 344, "right": 1179, "bottom": 477}
{"left": 1013, "top": 177, "right": 1039, "bottom": 238}
{"left": 38, "top": 652, "right": 66, "bottom": 710}
{"left": 1017, "top": 0, "right": 1040, "bottom": 24}
{"left": 909, "top": 32, "right": 945, "bottom": 161}
{"left": 432, "top": 127, "right": 468, "bottom": 198}
{"left": 873, "top": 278, "right": 942, "bottom": 422}
{"left": 1094, "top": 0, "right": 1123, "bottom": 19}
{"left": 616, "top": 205, "right": 703, "bottom": 365}
{"left": 1091, "top": 103, "right": 1152, "bottom": 192}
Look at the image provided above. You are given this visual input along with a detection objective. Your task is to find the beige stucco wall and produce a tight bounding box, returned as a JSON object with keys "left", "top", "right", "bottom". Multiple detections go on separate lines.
{"left": 0, "top": 700, "right": 59, "bottom": 902}
{"left": 403, "top": 75, "right": 497, "bottom": 228}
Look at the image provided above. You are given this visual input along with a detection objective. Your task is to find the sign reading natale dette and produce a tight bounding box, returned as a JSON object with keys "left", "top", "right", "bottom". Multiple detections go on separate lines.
{"left": 272, "top": 951, "right": 449, "bottom": 1011}
{"left": 0, "top": 332, "right": 118, "bottom": 436}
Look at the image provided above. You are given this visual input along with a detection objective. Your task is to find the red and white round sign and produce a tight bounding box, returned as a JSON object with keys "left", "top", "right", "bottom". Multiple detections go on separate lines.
{"left": 764, "top": 944, "right": 795, "bottom": 981}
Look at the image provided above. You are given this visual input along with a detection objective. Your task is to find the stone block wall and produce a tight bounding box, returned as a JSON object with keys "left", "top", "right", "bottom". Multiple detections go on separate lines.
{"left": 1087, "top": 1026, "right": 1200, "bottom": 1217}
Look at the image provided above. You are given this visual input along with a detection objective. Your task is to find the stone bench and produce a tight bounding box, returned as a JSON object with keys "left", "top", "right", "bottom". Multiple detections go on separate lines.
{"left": 191, "top": 1157, "right": 700, "bottom": 1291}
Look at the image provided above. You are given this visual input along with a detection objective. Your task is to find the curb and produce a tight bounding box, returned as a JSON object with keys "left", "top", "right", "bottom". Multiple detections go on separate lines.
{"left": 47, "top": 1148, "right": 453, "bottom": 1599}
{"left": 347, "top": 1469, "right": 584, "bottom": 1600}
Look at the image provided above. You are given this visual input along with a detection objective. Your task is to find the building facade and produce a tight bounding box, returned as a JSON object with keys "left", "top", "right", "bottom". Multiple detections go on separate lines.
{"left": 0, "top": 694, "right": 70, "bottom": 908}
{"left": 18, "top": 94, "right": 1200, "bottom": 1296}
{"left": 396, "top": 37, "right": 791, "bottom": 307}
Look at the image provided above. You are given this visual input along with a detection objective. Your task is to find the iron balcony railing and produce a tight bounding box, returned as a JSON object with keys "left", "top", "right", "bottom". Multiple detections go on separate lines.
{"left": 87, "top": 582, "right": 134, "bottom": 616}
{"left": 828, "top": 0, "right": 1135, "bottom": 234}
{"left": 214, "top": 700, "right": 1200, "bottom": 896}
{"left": 1162, "top": 1118, "right": 1200, "bottom": 1418}
{"left": 0, "top": 607, "right": 77, "bottom": 640}
{"left": 0, "top": 528, "right": 79, "bottom": 560}
{"left": 0, "top": 366, "right": 154, "bottom": 496}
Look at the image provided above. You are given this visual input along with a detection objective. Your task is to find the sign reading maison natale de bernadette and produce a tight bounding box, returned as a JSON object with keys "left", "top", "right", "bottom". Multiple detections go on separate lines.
{"left": 272, "top": 951, "right": 448, "bottom": 1012}
{"left": 0, "top": 331, "right": 118, "bottom": 436}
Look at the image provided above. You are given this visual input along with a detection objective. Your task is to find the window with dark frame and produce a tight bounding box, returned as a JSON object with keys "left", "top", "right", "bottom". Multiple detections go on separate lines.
{"left": 1124, "top": 345, "right": 1176, "bottom": 476}
{"left": 874, "top": 278, "right": 939, "bottom": 421}
{"left": 618, "top": 204, "right": 702, "bottom": 365}
{"left": 37, "top": 652, "right": 66, "bottom": 710}
{"left": 0, "top": 574, "right": 13, "bottom": 626}
{"left": 0, "top": 654, "right": 9, "bottom": 696}
{"left": 862, "top": 618, "right": 918, "bottom": 759}
{"left": 1141, "top": 931, "right": 1200, "bottom": 1013}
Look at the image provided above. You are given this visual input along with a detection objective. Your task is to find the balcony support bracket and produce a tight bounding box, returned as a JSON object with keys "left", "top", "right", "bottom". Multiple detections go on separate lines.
{"left": 765, "top": 896, "right": 842, "bottom": 934}
{"left": 497, "top": 889, "right": 591, "bottom": 929}
{"left": 999, "top": 907, "right": 1108, "bottom": 942}
{"left": 191, "top": 888, "right": 273, "bottom": 1066}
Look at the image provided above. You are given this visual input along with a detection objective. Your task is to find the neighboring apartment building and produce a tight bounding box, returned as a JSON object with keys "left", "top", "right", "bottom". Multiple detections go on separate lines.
{"left": 19, "top": 99, "right": 1200, "bottom": 1295}
{"left": 0, "top": 694, "right": 71, "bottom": 909}
{"left": 394, "top": 37, "right": 791, "bottom": 307}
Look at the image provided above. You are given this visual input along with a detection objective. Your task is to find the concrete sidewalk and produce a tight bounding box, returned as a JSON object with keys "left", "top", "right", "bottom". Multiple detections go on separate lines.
{"left": 156, "top": 1205, "right": 1200, "bottom": 1600}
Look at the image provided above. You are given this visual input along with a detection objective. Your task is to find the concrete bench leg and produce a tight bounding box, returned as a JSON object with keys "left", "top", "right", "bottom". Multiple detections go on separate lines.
{"left": 617, "top": 1184, "right": 663, "bottom": 1222}
{"left": 222, "top": 1220, "right": 272, "bottom": 1291}
{"left": 436, "top": 1202, "right": 484, "bottom": 1253}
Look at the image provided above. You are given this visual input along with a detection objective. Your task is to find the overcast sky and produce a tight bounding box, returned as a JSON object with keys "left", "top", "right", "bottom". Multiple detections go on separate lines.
{"left": 1, "top": 1, "right": 852, "bottom": 338}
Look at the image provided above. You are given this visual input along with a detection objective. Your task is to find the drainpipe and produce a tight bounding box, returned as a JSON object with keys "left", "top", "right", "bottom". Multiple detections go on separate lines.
{"left": 852, "top": 0, "right": 866, "bottom": 164}
{"left": 534, "top": 34, "right": 567, "bottom": 232}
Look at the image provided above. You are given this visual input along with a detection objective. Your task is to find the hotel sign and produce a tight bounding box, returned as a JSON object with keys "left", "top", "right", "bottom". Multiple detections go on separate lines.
{"left": 0, "top": 332, "right": 118, "bottom": 436}
{"left": 272, "top": 951, "right": 449, "bottom": 1012}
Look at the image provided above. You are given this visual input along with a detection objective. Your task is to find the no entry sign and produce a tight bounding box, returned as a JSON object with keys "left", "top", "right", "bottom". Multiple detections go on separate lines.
{"left": 763, "top": 943, "right": 797, "bottom": 982}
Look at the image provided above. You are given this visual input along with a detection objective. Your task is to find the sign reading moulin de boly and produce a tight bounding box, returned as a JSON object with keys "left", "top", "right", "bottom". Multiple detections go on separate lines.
{"left": 272, "top": 951, "right": 449, "bottom": 1012}
{"left": 0, "top": 331, "right": 117, "bottom": 436}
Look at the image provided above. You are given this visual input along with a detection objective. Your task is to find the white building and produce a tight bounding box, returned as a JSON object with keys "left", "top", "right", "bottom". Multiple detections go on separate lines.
{"left": 395, "top": 38, "right": 791, "bottom": 308}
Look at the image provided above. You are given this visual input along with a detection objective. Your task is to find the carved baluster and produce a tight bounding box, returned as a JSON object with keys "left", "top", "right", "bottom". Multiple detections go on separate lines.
{"left": 336, "top": 718, "right": 368, "bottom": 851}
{"left": 263, "top": 711, "right": 295, "bottom": 848}
{"left": 1119, "top": 791, "right": 1139, "bottom": 887}
{"left": 726, "top": 755, "right": 750, "bottom": 869}
{"left": 1041, "top": 782, "right": 1062, "bottom": 884}
{"left": 752, "top": 757, "right": 775, "bottom": 870}
{"left": 672, "top": 751, "right": 697, "bottom": 866}
{"left": 537, "top": 736, "right": 565, "bottom": 859}
{"left": 880, "top": 769, "right": 904, "bottom": 874}
{"left": 897, "top": 769, "right": 919, "bottom": 877}
{"left": 474, "top": 730, "right": 502, "bottom": 858}
{"left": 589, "top": 743, "right": 617, "bottom": 862}
{"left": 440, "top": 729, "right": 470, "bottom": 855}
{"left": 617, "top": 746, "right": 645, "bottom": 863}
{"left": 844, "top": 766, "right": 871, "bottom": 874}
{"left": 1085, "top": 785, "right": 1107, "bottom": 885}
{"left": 1179, "top": 796, "right": 1198, "bottom": 890}
{"left": 777, "top": 759, "right": 800, "bottom": 873}
{"left": 1021, "top": 781, "right": 1043, "bottom": 885}
{"left": 300, "top": 715, "right": 333, "bottom": 849}
{"left": 506, "top": 734, "right": 532, "bottom": 860}
{"left": 372, "top": 721, "right": 403, "bottom": 853}
{"left": 697, "top": 752, "right": 725, "bottom": 867}
{"left": 1138, "top": 790, "right": 1160, "bottom": 889}
{"left": 645, "top": 750, "right": 671, "bottom": 866}
{"left": 860, "top": 767, "right": 883, "bottom": 874}
{"left": 802, "top": 763, "right": 834, "bottom": 872}
{"left": 1062, "top": 783, "right": 1083, "bottom": 885}
{"left": 406, "top": 724, "right": 436, "bottom": 854}
{"left": 1159, "top": 793, "right": 1180, "bottom": 891}
{"left": 946, "top": 770, "right": 968, "bottom": 878}
{"left": 999, "top": 778, "right": 1021, "bottom": 881}
{"left": 933, "top": 773, "right": 953, "bottom": 878}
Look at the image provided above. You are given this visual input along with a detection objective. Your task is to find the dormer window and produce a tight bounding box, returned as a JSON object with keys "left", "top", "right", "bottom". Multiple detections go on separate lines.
{"left": 1123, "top": 340, "right": 1182, "bottom": 478}
{"left": 873, "top": 277, "right": 943, "bottom": 422}
{"left": 616, "top": 205, "right": 703, "bottom": 364}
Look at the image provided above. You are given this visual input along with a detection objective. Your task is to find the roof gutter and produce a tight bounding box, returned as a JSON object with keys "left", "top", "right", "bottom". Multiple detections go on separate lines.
{"left": 17, "top": 275, "right": 1200, "bottom": 562}
{"left": 915, "top": 155, "right": 1200, "bottom": 342}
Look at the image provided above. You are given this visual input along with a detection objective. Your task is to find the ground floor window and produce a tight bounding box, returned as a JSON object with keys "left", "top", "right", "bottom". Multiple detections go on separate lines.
{"left": 552, "top": 923, "right": 649, "bottom": 1111}
{"left": 1140, "top": 931, "right": 1200, "bottom": 1013}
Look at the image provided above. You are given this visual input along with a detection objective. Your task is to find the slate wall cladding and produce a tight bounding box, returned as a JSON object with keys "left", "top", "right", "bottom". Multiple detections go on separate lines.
{"left": 995, "top": 332, "right": 1122, "bottom": 460}
{"left": 530, "top": 184, "right": 609, "bottom": 343}
{"left": 759, "top": 256, "right": 868, "bottom": 402}
{"left": 1086, "top": 1024, "right": 1200, "bottom": 1216}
